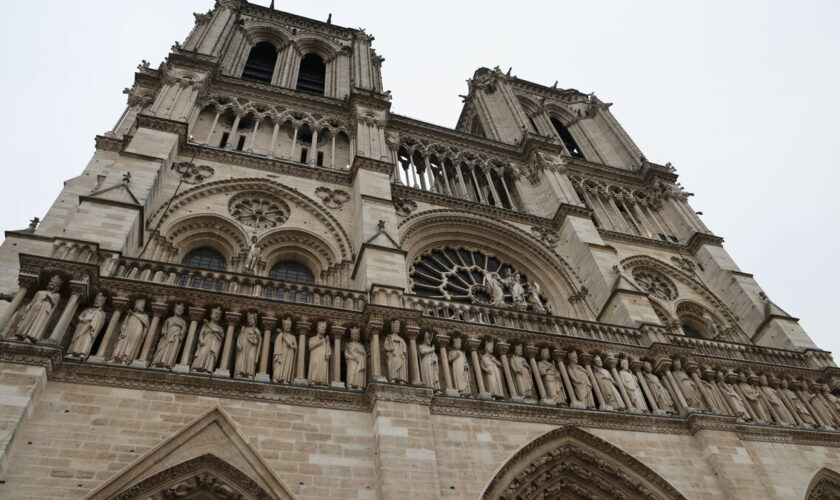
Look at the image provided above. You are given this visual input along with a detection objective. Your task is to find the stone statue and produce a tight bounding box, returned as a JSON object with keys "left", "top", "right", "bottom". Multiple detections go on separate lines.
{"left": 150, "top": 304, "right": 187, "bottom": 369}
{"left": 759, "top": 375, "right": 794, "bottom": 425}
{"left": 505, "top": 271, "right": 526, "bottom": 310}
{"left": 593, "top": 355, "right": 624, "bottom": 410}
{"left": 272, "top": 317, "right": 296, "bottom": 383}
{"left": 538, "top": 347, "right": 565, "bottom": 403}
{"left": 110, "top": 299, "right": 149, "bottom": 365}
{"left": 717, "top": 371, "right": 751, "bottom": 420}
{"left": 567, "top": 351, "right": 595, "bottom": 407}
{"left": 191, "top": 307, "right": 224, "bottom": 373}
{"left": 779, "top": 378, "right": 816, "bottom": 427}
{"left": 344, "top": 326, "right": 366, "bottom": 389}
{"left": 485, "top": 271, "right": 506, "bottom": 307}
{"left": 672, "top": 359, "right": 704, "bottom": 410}
{"left": 809, "top": 384, "right": 837, "bottom": 428}
{"left": 510, "top": 344, "right": 534, "bottom": 399}
{"left": 699, "top": 374, "right": 729, "bottom": 415}
{"left": 234, "top": 312, "right": 261, "bottom": 378}
{"left": 418, "top": 331, "right": 440, "bottom": 390}
{"left": 618, "top": 358, "right": 647, "bottom": 412}
{"left": 701, "top": 310, "right": 720, "bottom": 338}
{"left": 242, "top": 235, "right": 261, "bottom": 274}
{"left": 738, "top": 372, "right": 772, "bottom": 423}
{"left": 307, "top": 320, "right": 331, "bottom": 385}
{"left": 15, "top": 274, "right": 62, "bottom": 342}
{"left": 66, "top": 293, "right": 107, "bottom": 359}
{"left": 448, "top": 337, "right": 471, "bottom": 396}
{"left": 480, "top": 340, "right": 505, "bottom": 398}
{"left": 525, "top": 280, "right": 546, "bottom": 314}
{"left": 383, "top": 320, "right": 408, "bottom": 383}
{"left": 822, "top": 385, "right": 840, "bottom": 414}
{"left": 643, "top": 361, "right": 675, "bottom": 414}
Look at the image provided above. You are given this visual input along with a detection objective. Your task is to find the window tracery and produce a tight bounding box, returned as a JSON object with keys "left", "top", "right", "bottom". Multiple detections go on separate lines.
{"left": 632, "top": 267, "right": 678, "bottom": 301}
{"left": 409, "top": 247, "right": 548, "bottom": 313}
{"left": 181, "top": 247, "right": 226, "bottom": 271}
{"left": 228, "top": 192, "right": 290, "bottom": 229}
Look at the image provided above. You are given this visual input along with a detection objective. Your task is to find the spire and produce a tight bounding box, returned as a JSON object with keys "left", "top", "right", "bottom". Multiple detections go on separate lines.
{"left": 327, "top": 13, "right": 332, "bottom": 24}
{"left": 269, "top": 0, "right": 274, "bottom": 9}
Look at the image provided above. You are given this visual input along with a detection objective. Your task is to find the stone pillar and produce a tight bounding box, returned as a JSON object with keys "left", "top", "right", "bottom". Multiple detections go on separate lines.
{"left": 526, "top": 345, "right": 551, "bottom": 405}
{"left": 497, "top": 342, "right": 520, "bottom": 402}
{"left": 633, "top": 360, "right": 661, "bottom": 414}
{"left": 330, "top": 324, "right": 346, "bottom": 388}
{"left": 466, "top": 337, "right": 489, "bottom": 397}
{"left": 88, "top": 297, "right": 130, "bottom": 363}
{"left": 435, "top": 334, "right": 457, "bottom": 396}
{"left": 255, "top": 316, "right": 276, "bottom": 382}
{"left": 607, "top": 356, "right": 634, "bottom": 411}
{"left": 688, "top": 363, "right": 716, "bottom": 414}
{"left": 582, "top": 354, "right": 607, "bottom": 410}
{"left": 173, "top": 307, "right": 205, "bottom": 373}
{"left": 214, "top": 311, "right": 240, "bottom": 377}
{"left": 406, "top": 322, "right": 423, "bottom": 386}
{"left": 0, "top": 286, "right": 27, "bottom": 337}
{"left": 132, "top": 301, "right": 167, "bottom": 367}
{"left": 293, "top": 319, "right": 311, "bottom": 385}
{"left": 368, "top": 322, "right": 386, "bottom": 382}
{"left": 554, "top": 349, "right": 580, "bottom": 408}
{"left": 662, "top": 366, "right": 690, "bottom": 413}
{"left": 44, "top": 290, "right": 82, "bottom": 345}
{"left": 225, "top": 113, "right": 241, "bottom": 149}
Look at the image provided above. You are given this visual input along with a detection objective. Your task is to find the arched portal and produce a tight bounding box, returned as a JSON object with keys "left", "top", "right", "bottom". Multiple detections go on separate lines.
{"left": 805, "top": 467, "right": 840, "bottom": 499}
{"left": 481, "top": 427, "right": 685, "bottom": 500}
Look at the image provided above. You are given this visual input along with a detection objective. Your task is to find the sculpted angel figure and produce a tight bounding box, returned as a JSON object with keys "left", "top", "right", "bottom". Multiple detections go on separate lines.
{"left": 307, "top": 320, "right": 331, "bottom": 385}
{"left": 383, "top": 320, "right": 408, "bottom": 383}
{"left": 510, "top": 344, "right": 534, "bottom": 399}
{"left": 234, "top": 312, "right": 261, "bottom": 378}
{"left": 150, "top": 304, "right": 187, "bottom": 369}
{"left": 505, "top": 271, "right": 527, "bottom": 309}
{"left": 67, "top": 293, "right": 107, "bottom": 359}
{"left": 242, "top": 235, "right": 261, "bottom": 274}
{"left": 448, "top": 337, "right": 471, "bottom": 396}
{"left": 272, "top": 317, "right": 297, "bottom": 383}
{"left": 481, "top": 340, "right": 506, "bottom": 398}
{"left": 567, "top": 351, "right": 595, "bottom": 407}
{"left": 110, "top": 299, "right": 149, "bottom": 365}
{"left": 593, "top": 355, "right": 625, "bottom": 410}
{"left": 344, "top": 327, "right": 366, "bottom": 389}
{"left": 191, "top": 307, "right": 224, "bottom": 373}
{"left": 525, "top": 280, "right": 546, "bottom": 314}
{"left": 15, "top": 274, "right": 62, "bottom": 342}
{"left": 485, "top": 271, "right": 506, "bottom": 307}
{"left": 538, "top": 347, "right": 566, "bottom": 403}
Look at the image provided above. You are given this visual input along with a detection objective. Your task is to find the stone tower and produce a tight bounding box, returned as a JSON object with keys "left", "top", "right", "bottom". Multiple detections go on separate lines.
{"left": 0, "top": 1, "right": 839, "bottom": 499}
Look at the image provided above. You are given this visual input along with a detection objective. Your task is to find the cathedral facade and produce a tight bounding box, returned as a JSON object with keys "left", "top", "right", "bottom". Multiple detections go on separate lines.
{"left": 1, "top": 1, "right": 839, "bottom": 498}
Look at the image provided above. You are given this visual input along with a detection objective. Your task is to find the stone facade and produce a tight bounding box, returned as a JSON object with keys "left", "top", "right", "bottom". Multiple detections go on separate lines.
{"left": 0, "top": 1, "right": 838, "bottom": 499}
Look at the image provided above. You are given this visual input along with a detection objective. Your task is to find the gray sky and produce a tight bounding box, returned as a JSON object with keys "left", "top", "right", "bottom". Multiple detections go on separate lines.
{"left": 1, "top": 1, "right": 838, "bottom": 356}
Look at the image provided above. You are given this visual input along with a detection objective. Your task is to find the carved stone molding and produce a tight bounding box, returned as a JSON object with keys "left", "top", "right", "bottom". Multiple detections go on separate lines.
{"left": 393, "top": 197, "right": 417, "bottom": 217}
{"left": 314, "top": 186, "right": 350, "bottom": 210}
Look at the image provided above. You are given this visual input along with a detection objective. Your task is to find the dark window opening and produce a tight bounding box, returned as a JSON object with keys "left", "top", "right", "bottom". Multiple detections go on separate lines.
{"left": 181, "top": 247, "right": 226, "bottom": 271}
{"left": 316, "top": 151, "right": 324, "bottom": 167}
{"left": 269, "top": 261, "right": 315, "bottom": 283}
{"left": 300, "top": 147, "right": 308, "bottom": 163}
{"left": 550, "top": 117, "right": 585, "bottom": 159}
{"left": 527, "top": 116, "right": 539, "bottom": 134}
{"left": 219, "top": 132, "right": 229, "bottom": 148}
{"left": 242, "top": 42, "right": 277, "bottom": 83}
{"left": 236, "top": 135, "right": 246, "bottom": 151}
{"left": 296, "top": 53, "right": 326, "bottom": 95}
{"left": 681, "top": 323, "right": 704, "bottom": 339}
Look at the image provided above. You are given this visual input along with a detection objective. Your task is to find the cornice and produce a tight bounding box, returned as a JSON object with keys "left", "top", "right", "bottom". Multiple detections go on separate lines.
{"left": 240, "top": 2, "right": 358, "bottom": 40}
{"left": 389, "top": 114, "right": 520, "bottom": 159}
{"left": 215, "top": 75, "right": 347, "bottom": 110}
{"left": 553, "top": 203, "right": 594, "bottom": 226}
{"left": 95, "top": 135, "right": 124, "bottom": 153}
{"left": 599, "top": 229, "right": 686, "bottom": 251}
{"left": 686, "top": 232, "right": 725, "bottom": 253}
{"left": 135, "top": 114, "right": 189, "bottom": 137}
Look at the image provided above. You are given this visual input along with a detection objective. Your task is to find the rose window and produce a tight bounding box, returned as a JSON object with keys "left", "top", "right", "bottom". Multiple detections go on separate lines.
{"left": 228, "top": 192, "right": 290, "bottom": 229}
{"left": 632, "top": 267, "right": 678, "bottom": 301}
{"left": 409, "top": 247, "right": 548, "bottom": 313}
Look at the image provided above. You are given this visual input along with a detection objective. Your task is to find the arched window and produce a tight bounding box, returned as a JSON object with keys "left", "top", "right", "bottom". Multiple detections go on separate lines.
{"left": 269, "top": 261, "right": 315, "bottom": 283}
{"left": 296, "top": 53, "right": 326, "bottom": 95}
{"left": 181, "top": 247, "right": 226, "bottom": 271}
{"left": 242, "top": 42, "right": 277, "bottom": 83}
{"left": 550, "top": 117, "right": 585, "bottom": 159}
{"left": 680, "top": 323, "right": 704, "bottom": 339}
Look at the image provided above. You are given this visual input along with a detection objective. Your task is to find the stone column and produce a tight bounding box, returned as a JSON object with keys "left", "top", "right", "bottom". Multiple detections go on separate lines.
{"left": 309, "top": 128, "right": 319, "bottom": 166}
{"left": 773, "top": 378, "right": 804, "bottom": 427}
{"left": 225, "top": 113, "right": 241, "bottom": 149}
{"left": 795, "top": 384, "right": 828, "bottom": 428}
{"left": 132, "top": 301, "right": 167, "bottom": 367}
{"left": 497, "top": 342, "right": 520, "bottom": 402}
{"left": 45, "top": 291, "right": 82, "bottom": 345}
{"left": 607, "top": 356, "right": 634, "bottom": 411}
{"left": 368, "top": 323, "right": 386, "bottom": 382}
{"left": 88, "top": 297, "right": 130, "bottom": 363}
{"left": 293, "top": 319, "right": 311, "bottom": 385}
{"left": 435, "top": 334, "right": 457, "bottom": 396}
{"left": 268, "top": 122, "right": 279, "bottom": 157}
{"left": 214, "top": 311, "right": 240, "bottom": 377}
{"left": 526, "top": 345, "right": 551, "bottom": 405}
{"left": 255, "top": 316, "right": 276, "bottom": 382}
{"left": 632, "top": 360, "right": 661, "bottom": 414}
{"left": 173, "top": 307, "right": 205, "bottom": 373}
{"left": 582, "top": 354, "right": 607, "bottom": 410}
{"left": 688, "top": 363, "right": 716, "bottom": 414}
{"left": 406, "top": 322, "right": 423, "bottom": 386}
{"left": 663, "top": 367, "right": 690, "bottom": 413}
{"left": 466, "top": 337, "right": 489, "bottom": 398}
{"left": 330, "top": 324, "right": 346, "bottom": 388}
{"left": 0, "top": 286, "right": 27, "bottom": 336}
{"left": 554, "top": 349, "right": 580, "bottom": 408}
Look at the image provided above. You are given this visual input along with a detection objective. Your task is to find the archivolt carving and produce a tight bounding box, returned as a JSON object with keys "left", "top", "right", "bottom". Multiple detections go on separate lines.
{"left": 314, "top": 187, "right": 350, "bottom": 210}
{"left": 258, "top": 228, "right": 339, "bottom": 275}
{"left": 481, "top": 426, "right": 686, "bottom": 500}
{"left": 165, "top": 214, "right": 249, "bottom": 263}
{"left": 199, "top": 95, "right": 351, "bottom": 136}
{"left": 806, "top": 467, "right": 840, "bottom": 499}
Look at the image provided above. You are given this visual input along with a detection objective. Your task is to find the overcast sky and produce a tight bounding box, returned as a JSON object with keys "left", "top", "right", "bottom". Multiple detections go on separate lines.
{"left": 0, "top": 1, "right": 838, "bottom": 356}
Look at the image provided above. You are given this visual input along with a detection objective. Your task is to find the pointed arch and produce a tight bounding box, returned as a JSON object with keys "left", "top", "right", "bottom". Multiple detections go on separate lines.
{"left": 481, "top": 427, "right": 685, "bottom": 500}
{"left": 85, "top": 407, "right": 295, "bottom": 499}
{"left": 806, "top": 467, "right": 840, "bottom": 499}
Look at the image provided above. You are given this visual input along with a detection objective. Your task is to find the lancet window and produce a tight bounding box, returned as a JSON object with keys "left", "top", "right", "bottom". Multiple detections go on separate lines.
{"left": 550, "top": 117, "right": 585, "bottom": 159}
{"left": 242, "top": 42, "right": 278, "bottom": 84}
{"left": 296, "top": 53, "right": 326, "bottom": 95}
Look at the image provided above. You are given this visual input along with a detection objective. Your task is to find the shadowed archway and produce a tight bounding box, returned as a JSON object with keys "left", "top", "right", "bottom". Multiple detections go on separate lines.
{"left": 806, "top": 467, "right": 840, "bottom": 499}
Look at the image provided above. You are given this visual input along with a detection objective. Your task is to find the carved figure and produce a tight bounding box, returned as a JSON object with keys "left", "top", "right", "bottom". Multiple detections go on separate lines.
{"left": 383, "top": 320, "right": 408, "bottom": 383}
{"left": 525, "top": 280, "right": 546, "bottom": 314}
{"left": 485, "top": 271, "right": 506, "bottom": 307}
{"left": 701, "top": 310, "right": 720, "bottom": 339}
{"left": 191, "top": 308, "right": 224, "bottom": 373}
{"left": 449, "top": 337, "right": 471, "bottom": 395}
{"left": 819, "top": 385, "right": 840, "bottom": 426}
{"left": 150, "top": 304, "right": 187, "bottom": 369}
{"left": 15, "top": 275, "right": 62, "bottom": 342}
{"left": 234, "top": 312, "right": 261, "bottom": 378}
{"left": 480, "top": 340, "right": 506, "bottom": 398}
{"left": 780, "top": 379, "right": 816, "bottom": 426}
{"left": 418, "top": 331, "right": 440, "bottom": 390}
{"left": 700, "top": 375, "right": 729, "bottom": 414}
{"left": 738, "top": 372, "right": 772, "bottom": 422}
{"left": 618, "top": 358, "right": 647, "bottom": 412}
{"left": 759, "top": 375, "right": 794, "bottom": 425}
{"left": 717, "top": 371, "right": 750, "bottom": 420}
{"left": 344, "top": 326, "right": 366, "bottom": 389}
{"left": 307, "top": 320, "right": 331, "bottom": 385}
{"left": 567, "top": 351, "right": 595, "bottom": 407}
{"left": 593, "top": 356, "right": 624, "bottom": 410}
{"left": 643, "top": 361, "right": 675, "bottom": 414}
{"left": 66, "top": 293, "right": 107, "bottom": 358}
{"left": 809, "top": 385, "right": 838, "bottom": 428}
{"left": 110, "top": 299, "right": 149, "bottom": 364}
{"left": 823, "top": 385, "right": 840, "bottom": 414}
{"left": 510, "top": 344, "right": 534, "bottom": 399}
{"left": 538, "top": 347, "right": 565, "bottom": 403}
{"left": 672, "top": 359, "right": 704, "bottom": 410}
{"left": 242, "top": 235, "right": 260, "bottom": 274}
{"left": 505, "top": 271, "right": 527, "bottom": 309}
{"left": 272, "top": 317, "right": 296, "bottom": 383}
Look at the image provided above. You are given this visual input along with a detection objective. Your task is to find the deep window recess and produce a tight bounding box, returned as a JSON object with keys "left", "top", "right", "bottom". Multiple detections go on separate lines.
{"left": 242, "top": 42, "right": 277, "bottom": 83}
{"left": 296, "top": 53, "right": 326, "bottom": 95}
{"left": 219, "top": 132, "right": 229, "bottom": 148}
{"left": 681, "top": 323, "right": 704, "bottom": 339}
{"left": 300, "top": 148, "right": 308, "bottom": 163}
{"left": 236, "top": 135, "right": 246, "bottom": 151}
{"left": 550, "top": 117, "right": 585, "bottom": 159}
{"left": 269, "top": 261, "right": 315, "bottom": 283}
{"left": 181, "top": 247, "right": 226, "bottom": 271}
{"left": 316, "top": 151, "right": 324, "bottom": 167}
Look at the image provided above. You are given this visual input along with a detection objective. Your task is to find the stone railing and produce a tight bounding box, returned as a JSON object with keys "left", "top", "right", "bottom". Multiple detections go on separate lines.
{"left": 113, "top": 257, "right": 367, "bottom": 311}
{"left": 404, "top": 295, "right": 645, "bottom": 346}
{"left": 668, "top": 335, "right": 822, "bottom": 370}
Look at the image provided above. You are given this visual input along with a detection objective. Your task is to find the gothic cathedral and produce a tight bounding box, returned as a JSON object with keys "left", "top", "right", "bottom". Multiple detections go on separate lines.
{"left": 0, "top": 2, "right": 839, "bottom": 499}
